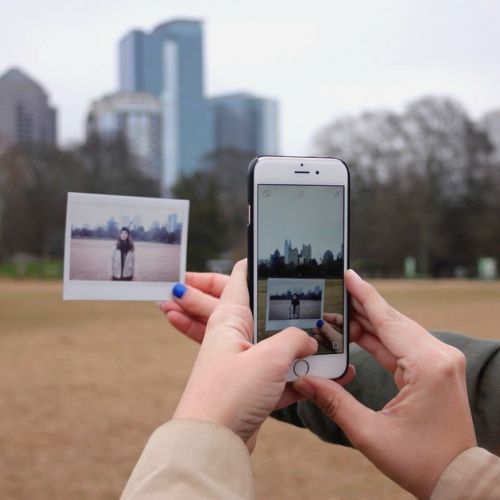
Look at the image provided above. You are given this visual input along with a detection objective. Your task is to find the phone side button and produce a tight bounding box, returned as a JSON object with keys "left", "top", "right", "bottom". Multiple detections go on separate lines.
{"left": 293, "top": 359, "right": 310, "bottom": 377}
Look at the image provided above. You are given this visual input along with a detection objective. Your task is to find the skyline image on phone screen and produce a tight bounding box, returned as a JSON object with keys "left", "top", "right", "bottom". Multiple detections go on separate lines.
{"left": 256, "top": 184, "right": 345, "bottom": 354}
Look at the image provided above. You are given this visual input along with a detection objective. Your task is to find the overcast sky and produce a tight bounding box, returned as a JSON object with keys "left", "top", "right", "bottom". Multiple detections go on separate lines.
{"left": 2, "top": 0, "right": 499, "bottom": 153}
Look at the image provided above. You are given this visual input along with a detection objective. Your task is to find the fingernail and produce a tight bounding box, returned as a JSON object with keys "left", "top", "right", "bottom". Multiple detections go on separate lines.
{"left": 293, "top": 378, "right": 315, "bottom": 399}
{"left": 316, "top": 319, "right": 324, "bottom": 328}
{"left": 172, "top": 283, "right": 187, "bottom": 299}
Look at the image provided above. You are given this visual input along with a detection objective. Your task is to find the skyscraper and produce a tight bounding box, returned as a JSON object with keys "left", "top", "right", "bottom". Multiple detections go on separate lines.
{"left": 119, "top": 20, "right": 213, "bottom": 191}
{"left": 284, "top": 239, "right": 292, "bottom": 265}
{"left": 210, "top": 92, "right": 279, "bottom": 155}
{"left": 86, "top": 92, "right": 162, "bottom": 178}
{"left": 302, "top": 243, "right": 312, "bottom": 262}
{"left": 0, "top": 67, "right": 57, "bottom": 153}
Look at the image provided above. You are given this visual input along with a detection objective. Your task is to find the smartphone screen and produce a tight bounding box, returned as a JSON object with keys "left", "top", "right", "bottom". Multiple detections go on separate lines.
{"left": 256, "top": 184, "right": 345, "bottom": 355}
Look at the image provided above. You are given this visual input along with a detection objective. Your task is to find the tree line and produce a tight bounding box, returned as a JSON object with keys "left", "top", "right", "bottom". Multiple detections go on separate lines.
{"left": 1, "top": 96, "right": 499, "bottom": 277}
{"left": 313, "top": 96, "right": 500, "bottom": 277}
{"left": 0, "top": 134, "right": 160, "bottom": 259}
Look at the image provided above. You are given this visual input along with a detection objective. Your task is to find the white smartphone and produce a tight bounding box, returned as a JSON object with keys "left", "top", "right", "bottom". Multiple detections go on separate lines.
{"left": 248, "top": 156, "right": 349, "bottom": 381}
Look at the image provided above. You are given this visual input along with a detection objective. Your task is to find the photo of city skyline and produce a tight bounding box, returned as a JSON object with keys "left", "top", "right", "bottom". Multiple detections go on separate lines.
{"left": 257, "top": 184, "right": 344, "bottom": 279}
{"left": 258, "top": 184, "right": 343, "bottom": 259}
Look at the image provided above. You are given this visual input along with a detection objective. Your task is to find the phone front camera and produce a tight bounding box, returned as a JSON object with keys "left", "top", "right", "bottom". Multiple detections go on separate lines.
{"left": 316, "top": 170, "right": 319, "bottom": 175}
{"left": 300, "top": 163, "right": 304, "bottom": 167}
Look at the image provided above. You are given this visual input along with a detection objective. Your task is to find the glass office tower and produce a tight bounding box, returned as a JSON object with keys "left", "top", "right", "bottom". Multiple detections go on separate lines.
{"left": 0, "top": 68, "right": 57, "bottom": 153}
{"left": 119, "top": 20, "right": 213, "bottom": 192}
{"left": 210, "top": 92, "right": 280, "bottom": 156}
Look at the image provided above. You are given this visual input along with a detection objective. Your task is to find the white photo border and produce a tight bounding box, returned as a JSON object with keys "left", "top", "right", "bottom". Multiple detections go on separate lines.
{"left": 63, "top": 192, "right": 189, "bottom": 301}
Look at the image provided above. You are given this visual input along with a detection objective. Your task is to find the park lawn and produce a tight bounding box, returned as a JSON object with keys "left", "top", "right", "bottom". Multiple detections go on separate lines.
{"left": 0, "top": 279, "right": 499, "bottom": 499}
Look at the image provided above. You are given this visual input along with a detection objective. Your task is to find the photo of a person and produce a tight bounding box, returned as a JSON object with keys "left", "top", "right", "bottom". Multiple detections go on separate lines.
{"left": 111, "top": 227, "right": 135, "bottom": 281}
{"left": 289, "top": 294, "right": 301, "bottom": 319}
{"left": 64, "top": 192, "right": 189, "bottom": 301}
{"left": 265, "top": 278, "right": 325, "bottom": 330}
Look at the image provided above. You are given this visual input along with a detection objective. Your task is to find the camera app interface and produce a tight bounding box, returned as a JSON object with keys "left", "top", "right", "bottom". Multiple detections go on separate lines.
{"left": 257, "top": 184, "right": 345, "bottom": 354}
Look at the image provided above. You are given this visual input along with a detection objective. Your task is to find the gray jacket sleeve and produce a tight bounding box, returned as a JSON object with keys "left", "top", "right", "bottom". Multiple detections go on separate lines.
{"left": 272, "top": 331, "right": 500, "bottom": 455}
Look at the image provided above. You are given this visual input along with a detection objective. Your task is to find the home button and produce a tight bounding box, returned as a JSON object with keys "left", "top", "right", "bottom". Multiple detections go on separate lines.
{"left": 293, "top": 359, "right": 310, "bottom": 377}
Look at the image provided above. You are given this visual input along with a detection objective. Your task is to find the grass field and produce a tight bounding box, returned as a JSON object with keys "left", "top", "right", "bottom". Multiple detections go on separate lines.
{"left": 1, "top": 279, "right": 500, "bottom": 499}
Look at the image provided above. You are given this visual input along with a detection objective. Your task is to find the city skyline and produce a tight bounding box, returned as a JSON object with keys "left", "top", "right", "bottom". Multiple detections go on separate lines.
{"left": 258, "top": 185, "right": 344, "bottom": 262}
{"left": 70, "top": 202, "right": 184, "bottom": 229}
{"left": 262, "top": 239, "right": 341, "bottom": 266}
{"left": 2, "top": 1, "right": 499, "bottom": 153}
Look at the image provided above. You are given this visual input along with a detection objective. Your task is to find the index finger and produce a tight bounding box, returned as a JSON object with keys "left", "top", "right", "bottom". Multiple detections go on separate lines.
{"left": 218, "top": 259, "right": 249, "bottom": 307}
{"left": 345, "top": 270, "right": 431, "bottom": 356}
{"left": 186, "top": 272, "right": 229, "bottom": 298}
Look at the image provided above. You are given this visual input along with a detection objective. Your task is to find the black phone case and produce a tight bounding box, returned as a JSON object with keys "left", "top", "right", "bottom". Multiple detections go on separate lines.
{"left": 247, "top": 156, "right": 259, "bottom": 315}
{"left": 246, "top": 156, "right": 350, "bottom": 378}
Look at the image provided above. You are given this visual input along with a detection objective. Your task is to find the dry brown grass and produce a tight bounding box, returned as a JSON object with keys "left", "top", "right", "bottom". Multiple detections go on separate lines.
{"left": 1, "top": 279, "right": 500, "bottom": 499}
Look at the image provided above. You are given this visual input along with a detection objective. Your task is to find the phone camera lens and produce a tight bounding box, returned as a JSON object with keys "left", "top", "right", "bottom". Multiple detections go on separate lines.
{"left": 316, "top": 170, "right": 319, "bottom": 175}
{"left": 300, "top": 163, "right": 304, "bottom": 167}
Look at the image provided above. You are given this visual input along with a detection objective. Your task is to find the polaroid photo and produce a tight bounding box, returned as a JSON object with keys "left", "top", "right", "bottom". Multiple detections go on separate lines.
{"left": 63, "top": 192, "right": 189, "bottom": 301}
{"left": 265, "top": 277, "right": 325, "bottom": 331}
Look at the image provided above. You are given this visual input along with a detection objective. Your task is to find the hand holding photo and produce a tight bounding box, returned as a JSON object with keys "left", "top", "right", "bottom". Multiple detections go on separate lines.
{"left": 63, "top": 192, "right": 189, "bottom": 301}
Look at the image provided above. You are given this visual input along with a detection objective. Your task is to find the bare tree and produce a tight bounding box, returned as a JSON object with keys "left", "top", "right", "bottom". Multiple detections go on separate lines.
{"left": 313, "top": 96, "right": 498, "bottom": 277}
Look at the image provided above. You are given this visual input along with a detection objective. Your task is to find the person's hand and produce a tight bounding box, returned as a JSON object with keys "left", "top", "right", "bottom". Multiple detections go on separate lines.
{"left": 293, "top": 270, "right": 477, "bottom": 500}
{"left": 161, "top": 272, "right": 229, "bottom": 343}
{"left": 162, "top": 274, "right": 361, "bottom": 347}
{"left": 173, "top": 260, "right": 355, "bottom": 450}
{"left": 313, "top": 314, "right": 344, "bottom": 352}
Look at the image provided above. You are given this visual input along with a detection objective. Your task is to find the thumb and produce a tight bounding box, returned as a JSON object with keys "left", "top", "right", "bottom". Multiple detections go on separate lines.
{"left": 250, "top": 327, "right": 318, "bottom": 368}
{"left": 293, "top": 375, "right": 375, "bottom": 443}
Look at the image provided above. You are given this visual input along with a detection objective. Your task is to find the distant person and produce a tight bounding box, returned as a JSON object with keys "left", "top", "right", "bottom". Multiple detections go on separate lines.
{"left": 289, "top": 293, "right": 301, "bottom": 319}
{"left": 121, "top": 262, "right": 500, "bottom": 499}
{"left": 111, "top": 227, "right": 135, "bottom": 281}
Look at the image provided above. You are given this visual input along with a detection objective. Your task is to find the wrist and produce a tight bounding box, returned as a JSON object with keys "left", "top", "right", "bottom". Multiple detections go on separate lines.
{"left": 429, "top": 446, "right": 487, "bottom": 500}
{"left": 172, "top": 411, "right": 250, "bottom": 446}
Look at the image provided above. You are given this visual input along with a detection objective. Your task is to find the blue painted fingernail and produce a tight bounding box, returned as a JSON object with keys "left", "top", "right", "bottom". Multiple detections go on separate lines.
{"left": 317, "top": 319, "right": 324, "bottom": 328}
{"left": 172, "top": 283, "right": 187, "bottom": 299}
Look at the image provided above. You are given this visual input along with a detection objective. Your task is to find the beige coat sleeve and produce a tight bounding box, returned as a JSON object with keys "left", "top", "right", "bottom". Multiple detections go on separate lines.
{"left": 431, "top": 447, "right": 500, "bottom": 499}
{"left": 121, "top": 418, "right": 255, "bottom": 500}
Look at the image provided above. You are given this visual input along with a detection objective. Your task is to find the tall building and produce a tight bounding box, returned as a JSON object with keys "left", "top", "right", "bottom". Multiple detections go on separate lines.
{"left": 119, "top": 20, "right": 213, "bottom": 191}
{"left": 0, "top": 67, "right": 57, "bottom": 153}
{"left": 302, "top": 243, "right": 312, "bottom": 262}
{"left": 284, "top": 239, "right": 292, "bottom": 265}
{"left": 86, "top": 92, "right": 162, "bottom": 178}
{"left": 323, "top": 250, "right": 334, "bottom": 263}
{"left": 210, "top": 92, "right": 279, "bottom": 155}
{"left": 166, "top": 213, "right": 178, "bottom": 233}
